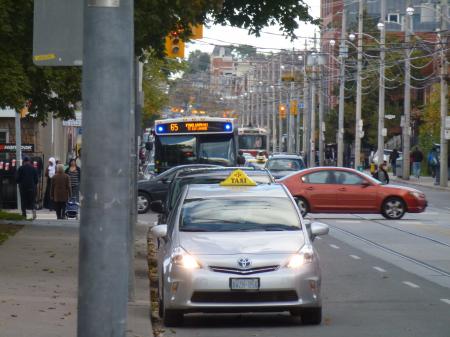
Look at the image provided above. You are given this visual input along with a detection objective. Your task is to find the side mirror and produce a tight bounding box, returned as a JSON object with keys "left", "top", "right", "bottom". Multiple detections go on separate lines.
{"left": 150, "top": 200, "right": 165, "bottom": 214}
{"left": 311, "top": 222, "right": 329, "bottom": 237}
{"left": 151, "top": 224, "right": 167, "bottom": 238}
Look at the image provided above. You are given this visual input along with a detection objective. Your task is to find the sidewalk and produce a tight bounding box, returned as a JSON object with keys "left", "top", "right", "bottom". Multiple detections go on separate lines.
{"left": 0, "top": 220, "right": 153, "bottom": 337}
{"left": 390, "top": 174, "right": 450, "bottom": 192}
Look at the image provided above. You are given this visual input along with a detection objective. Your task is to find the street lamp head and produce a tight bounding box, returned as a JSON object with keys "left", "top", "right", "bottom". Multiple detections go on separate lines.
{"left": 258, "top": 81, "right": 263, "bottom": 85}
{"left": 270, "top": 85, "right": 274, "bottom": 89}
{"left": 406, "top": 7, "right": 415, "bottom": 16}
{"left": 377, "top": 22, "right": 385, "bottom": 31}
{"left": 349, "top": 33, "right": 356, "bottom": 41}
{"left": 329, "top": 39, "right": 336, "bottom": 46}
{"left": 298, "top": 55, "right": 303, "bottom": 61}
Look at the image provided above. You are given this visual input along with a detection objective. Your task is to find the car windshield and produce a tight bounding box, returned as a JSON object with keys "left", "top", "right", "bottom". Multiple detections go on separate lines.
{"left": 358, "top": 171, "right": 382, "bottom": 185}
{"left": 238, "top": 135, "right": 267, "bottom": 150}
{"left": 180, "top": 197, "right": 301, "bottom": 232}
{"left": 267, "top": 158, "right": 304, "bottom": 171}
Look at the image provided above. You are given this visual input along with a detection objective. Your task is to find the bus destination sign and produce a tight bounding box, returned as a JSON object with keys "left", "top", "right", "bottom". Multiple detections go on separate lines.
{"left": 156, "top": 121, "right": 233, "bottom": 135}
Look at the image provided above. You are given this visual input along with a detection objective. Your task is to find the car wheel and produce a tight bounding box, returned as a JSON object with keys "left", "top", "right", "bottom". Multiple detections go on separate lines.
{"left": 296, "top": 197, "right": 309, "bottom": 217}
{"left": 301, "top": 307, "right": 322, "bottom": 325}
{"left": 137, "top": 192, "right": 151, "bottom": 214}
{"left": 382, "top": 197, "right": 406, "bottom": 220}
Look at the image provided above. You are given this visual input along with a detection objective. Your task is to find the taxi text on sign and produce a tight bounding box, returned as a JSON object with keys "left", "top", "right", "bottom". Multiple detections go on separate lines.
{"left": 220, "top": 169, "right": 257, "bottom": 187}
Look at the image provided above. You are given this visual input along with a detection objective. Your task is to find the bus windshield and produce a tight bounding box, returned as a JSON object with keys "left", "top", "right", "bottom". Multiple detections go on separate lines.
{"left": 156, "top": 134, "right": 235, "bottom": 170}
{"left": 239, "top": 134, "right": 267, "bottom": 150}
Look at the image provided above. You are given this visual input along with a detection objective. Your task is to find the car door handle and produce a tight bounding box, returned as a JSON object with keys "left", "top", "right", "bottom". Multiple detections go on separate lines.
{"left": 306, "top": 187, "right": 314, "bottom": 190}
{"left": 338, "top": 187, "right": 346, "bottom": 191}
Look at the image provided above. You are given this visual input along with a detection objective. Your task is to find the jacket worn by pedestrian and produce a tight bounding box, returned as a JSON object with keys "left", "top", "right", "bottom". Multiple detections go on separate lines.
{"left": 51, "top": 173, "right": 71, "bottom": 202}
{"left": 16, "top": 163, "right": 38, "bottom": 189}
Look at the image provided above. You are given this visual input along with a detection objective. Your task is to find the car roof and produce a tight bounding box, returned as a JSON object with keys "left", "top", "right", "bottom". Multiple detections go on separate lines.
{"left": 186, "top": 183, "right": 288, "bottom": 199}
{"left": 268, "top": 154, "right": 303, "bottom": 160}
{"left": 175, "top": 167, "right": 272, "bottom": 178}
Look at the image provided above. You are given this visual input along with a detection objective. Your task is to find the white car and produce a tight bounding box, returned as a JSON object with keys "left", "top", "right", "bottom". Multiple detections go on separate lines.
{"left": 152, "top": 175, "right": 329, "bottom": 327}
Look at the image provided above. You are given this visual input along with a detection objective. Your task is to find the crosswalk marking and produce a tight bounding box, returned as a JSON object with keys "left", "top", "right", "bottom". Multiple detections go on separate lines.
{"left": 373, "top": 266, "right": 386, "bottom": 273}
{"left": 329, "top": 244, "right": 340, "bottom": 249}
{"left": 335, "top": 220, "right": 362, "bottom": 224}
{"left": 402, "top": 281, "right": 420, "bottom": 289}
{"left": 440, "top": 299, "right": 450, "bottom": 305}
{"left": 349, "top": 255, "right": 361, "bottom": 260}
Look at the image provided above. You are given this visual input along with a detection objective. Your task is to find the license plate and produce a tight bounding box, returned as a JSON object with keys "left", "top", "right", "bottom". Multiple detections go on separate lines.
{"left": 230, "top": 278, "right": 260, "bottom": 290}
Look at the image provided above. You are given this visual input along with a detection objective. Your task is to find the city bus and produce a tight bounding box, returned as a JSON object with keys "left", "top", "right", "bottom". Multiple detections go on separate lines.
{"left": 153, "top": 117, "right": 238, "bottom": 173}
{"left": 238, "top": 126, "right": 269, "bottom": 157}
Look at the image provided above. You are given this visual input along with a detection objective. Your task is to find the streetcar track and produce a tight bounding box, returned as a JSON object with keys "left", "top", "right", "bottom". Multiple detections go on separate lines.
{"left": 325, "top": 223, "right": 450, "bottom": 278}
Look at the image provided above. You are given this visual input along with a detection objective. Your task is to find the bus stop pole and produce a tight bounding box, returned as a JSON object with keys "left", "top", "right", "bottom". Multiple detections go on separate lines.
{"left": 15, "top": 112, "right": 22, "bottom": 211}
{"left": 77, "top": 0, "right": 134, "bottom": 336}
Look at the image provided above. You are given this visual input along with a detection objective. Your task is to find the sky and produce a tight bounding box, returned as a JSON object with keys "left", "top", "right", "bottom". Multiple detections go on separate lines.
{"left": 185, "top": 0, "right": 321, "bottom": 56}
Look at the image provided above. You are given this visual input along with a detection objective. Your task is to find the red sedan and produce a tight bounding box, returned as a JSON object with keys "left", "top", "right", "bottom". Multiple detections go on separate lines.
{"left": 279, "top": 167, "right": 427, "bottom": 220}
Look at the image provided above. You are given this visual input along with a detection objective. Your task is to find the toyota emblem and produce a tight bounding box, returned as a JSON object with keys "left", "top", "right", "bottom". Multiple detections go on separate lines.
{"left": 237, "top": 257, "right": 251, "bottom": 269}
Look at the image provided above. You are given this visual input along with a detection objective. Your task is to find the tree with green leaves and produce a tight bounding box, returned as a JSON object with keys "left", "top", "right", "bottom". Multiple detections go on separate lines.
{"left": 1, "top": 0, "right": 317, "bottom": 121}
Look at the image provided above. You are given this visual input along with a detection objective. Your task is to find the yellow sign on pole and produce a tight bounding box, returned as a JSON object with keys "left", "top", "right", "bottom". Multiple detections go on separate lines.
{"left": 190, "top": 25, "right": 203, "bottom": 39}
{"left": 220, "top": 169, "right": 257, "bottom": 187}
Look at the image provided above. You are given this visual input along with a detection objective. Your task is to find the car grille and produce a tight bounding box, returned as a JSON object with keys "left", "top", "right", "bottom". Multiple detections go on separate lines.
{"left": 191, "top": 291, "right": 298, "bottom": 303}
{"left": 209, "top": 265, "right": 279, "bottom": 275}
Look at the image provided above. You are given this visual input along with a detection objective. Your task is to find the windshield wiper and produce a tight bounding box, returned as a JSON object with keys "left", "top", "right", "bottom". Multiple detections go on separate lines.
{"left": 263, "top": 225, "right": 301, "bottom": 231}
{"left": 180, "top": 227, "right": 210, "bottom": 232}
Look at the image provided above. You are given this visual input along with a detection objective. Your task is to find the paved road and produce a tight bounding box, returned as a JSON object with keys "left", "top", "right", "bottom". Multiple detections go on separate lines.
{"left": 149, "top": 182, "right": 450, "bottom": 336}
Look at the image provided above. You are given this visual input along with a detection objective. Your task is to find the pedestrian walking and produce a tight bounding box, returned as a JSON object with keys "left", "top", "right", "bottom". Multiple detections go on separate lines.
{"left": 428, "top": 146, "right": 439, "bottom": 178}
{"left": 411, "top": 147, "right": 424, "bottom": 179}
{"left": 43, "top": 157, "right": 56, "bottom": 210}
{"left": 65, "top": 159, "right": 81, "bottom": 201}
{"left": 377, "top": 161, "right": 390, "bottom": 184}
{"left": 389, "top": 148, "right": 399, "bottom": 176}
{"left": 16, "top": 156, "right": 38, "bottom": 219}
{"left": 51, "top": 164, "right": 71, "bottom": 219}
{"left": 237, "top": 150, "right": 246, "bottom": 166}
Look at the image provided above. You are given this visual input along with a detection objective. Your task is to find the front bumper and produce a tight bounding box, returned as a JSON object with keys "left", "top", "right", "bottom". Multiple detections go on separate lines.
{"left": 164, "top": 258, "right": 322, "bottom": 313}
{"left": 407, "top": 198, "right": 427, "bottom": 213}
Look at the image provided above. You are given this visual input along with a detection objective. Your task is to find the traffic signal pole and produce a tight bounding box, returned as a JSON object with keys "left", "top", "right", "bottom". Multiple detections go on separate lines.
{"left": 440, "top": 0, "right": 448, "bottom": 187}
{"left": 77, "top": 0, "right": 133, "bottom": 336}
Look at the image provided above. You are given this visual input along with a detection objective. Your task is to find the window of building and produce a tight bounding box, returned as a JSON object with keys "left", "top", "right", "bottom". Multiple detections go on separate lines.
{"left": 388, "top": 13, "right": 399, "bottom": 23}
{"left": 0, "top": 129, "right": 8, "bottom": 160}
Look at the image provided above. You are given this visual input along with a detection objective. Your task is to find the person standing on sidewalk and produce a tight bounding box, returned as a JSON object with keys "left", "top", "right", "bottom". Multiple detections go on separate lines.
{"left": 51, "top": 164, "right": 71, "bottom": 219}
{"left": 377, "top": 161, "right": 390, "bottom": 184}
{"left": 16, "top": 156, "right": 38, "bottom": 219}
{"left": 411, "top": 147, "right": 424, "bottom": 179}
{"left": 389, "top": 148, "right": 399, "bottom": 176}
{"left": 43, "top": 157, "right": 56, "bottom": 210}
{"left": 65, "top": 159, "right": 81, "bottom": 201}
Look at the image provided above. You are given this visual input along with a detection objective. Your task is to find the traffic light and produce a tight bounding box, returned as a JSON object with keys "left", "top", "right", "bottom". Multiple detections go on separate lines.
{"left": 165, "top": 31, "right": 185, "bottom": 58}
{"left": 290, "top": 100, "right": 298, "bottom": 116}
{"left": 279, "top": 104, "right": 286, "bottom": 119}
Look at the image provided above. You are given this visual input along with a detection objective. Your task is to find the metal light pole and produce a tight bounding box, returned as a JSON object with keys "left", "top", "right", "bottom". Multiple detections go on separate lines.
{"left": 78, "top": 0, "right": 133, "bottom": 336}
{"left": 377, "top": 0, "right": 386, "bottom": 170}
{"left": 279, "top": 54, "right": 283, "bottom": 150}
{"left": 302, "top": 45, "right": 309, "bottom": 156}
{"left": 310, "top": 53, "right": 317, "bottom": 168}
{"left": 337, "top": 9, "right": 347, "bottom": 167}
{"left": 402, "top": 3, "right": 414, "bottom": 180}
{"left": 15, "top": 112, "right": 22, "bottom": 210}
{"left": 440, "top": 0, "right": 448, "bottom": 186}
{"left": 272, "top": 55, "right": 277, "bottom": 151}
{"left": 354, "top": 0, "right": 364, "bottom": 169}
{"left": 318, "top": 63, "right": 325, "bottom": 166}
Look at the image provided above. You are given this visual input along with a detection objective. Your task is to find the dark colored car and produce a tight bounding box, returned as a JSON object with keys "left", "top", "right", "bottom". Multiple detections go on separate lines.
{"left": 137, "top": 164, "right": 220, "bottom": 214}
{"left": 265, "top": 154, "right": 306, "bottom": 179}
{"left": 150, "top": 167, "right": 275, "bottom": 223}
{"left": 279, "top": 167, "right": 427, "bottom": 220}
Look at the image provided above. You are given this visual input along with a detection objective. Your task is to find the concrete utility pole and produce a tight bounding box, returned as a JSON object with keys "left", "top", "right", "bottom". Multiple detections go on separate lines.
{"left": 319, "top": 63, "right": 325, "bottom": 166}
{"left": 403, "top": 1, "right": 413, "bottom": 180}
{"left": 77, "top": 1, "right": 133, "bottom": 337}
{"left": 287, "top": 49, "right": 295, "bottom": 153}
{"left": 337, "top": 9, "right": 347, "bottom": 167}
{"left": 279, "top": 53, "right": 283, "bottom": 150}
{"left": 310, "top": 51, "right": 317, "bottom": 168}
{"left": 271, "top": 54, "right": 277, "bottom": 151}
{"left": 377, "top": 0, "right": 386, "bottom": 170}
{"left": 302, "top": 42, "right": 309, "bottom": 156}
{"left": 354, "top": 0, "right": 364, "bottom": 169}
{"left": 295, "top": 55, "right": 302, "bottom": 154}
{"left": 440, "top": 0, "right": 448, "bottom": 187}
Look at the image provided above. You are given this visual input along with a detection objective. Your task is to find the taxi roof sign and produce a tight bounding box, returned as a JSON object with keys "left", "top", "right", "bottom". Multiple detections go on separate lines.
{"left": 219, "top": 169, "right": 257, "bottom": 187}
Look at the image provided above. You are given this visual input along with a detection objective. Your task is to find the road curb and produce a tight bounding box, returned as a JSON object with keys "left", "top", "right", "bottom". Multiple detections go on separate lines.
{"left": 0, "top": 219, "right": 79, "bottom": 228}
{"left": 390, "top": 178, "right": 450, "bottom": 192}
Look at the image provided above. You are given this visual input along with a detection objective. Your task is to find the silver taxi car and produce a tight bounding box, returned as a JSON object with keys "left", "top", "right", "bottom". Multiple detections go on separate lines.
{"left": 152, "top": 179, "right": 329, "bottom": 327}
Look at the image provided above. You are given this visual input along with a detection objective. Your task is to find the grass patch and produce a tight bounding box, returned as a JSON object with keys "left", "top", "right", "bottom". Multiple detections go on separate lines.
{"left": 0, "top": 210, "right": 26, "bottom": 221}
{"left": 0, "top": 223, "right": 24, "bottom": 245}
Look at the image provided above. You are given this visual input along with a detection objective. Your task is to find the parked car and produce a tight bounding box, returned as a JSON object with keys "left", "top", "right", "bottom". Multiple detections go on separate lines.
{"left": 137, "top": 164, "right": 220, "bottom": 214}
{"left": 279, "top": 167, "right": 427, "bottom": 220}
{"left": 265, "top": 154, "right": 306, "bottom": 179}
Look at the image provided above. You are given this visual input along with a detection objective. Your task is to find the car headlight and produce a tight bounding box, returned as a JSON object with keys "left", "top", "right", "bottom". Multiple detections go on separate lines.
{"left": 171, "top": 247, "right": 201, "bottom": 269}
{"left": 287, "top": 245, "right": 314, "bottom": 269}
{"left": 408, "top": 191, "right": 423, "bottom": 199}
